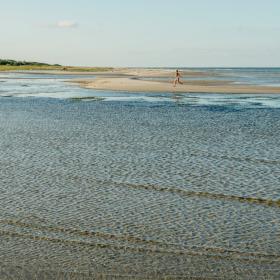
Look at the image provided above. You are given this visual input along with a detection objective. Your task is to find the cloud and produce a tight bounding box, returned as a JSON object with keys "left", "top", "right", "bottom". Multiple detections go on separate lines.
{"left": 55, "top": 20, "right": 78, "bottom": 28}
{"left": 36, "top": 20, "right": 78, "bottom": 29}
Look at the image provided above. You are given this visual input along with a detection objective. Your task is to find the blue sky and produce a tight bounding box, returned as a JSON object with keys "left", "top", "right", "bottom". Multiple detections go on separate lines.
{"left": 1, "top": 0, "right": 280, "bottom": 67}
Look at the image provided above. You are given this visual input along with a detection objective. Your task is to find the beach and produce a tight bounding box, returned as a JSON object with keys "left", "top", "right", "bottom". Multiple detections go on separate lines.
{"left": 2, "top": 0, "right": 280, "bottom": 278}
{"left": 0, "top": 70, "right": 280, "bottom": 279}
{"left": 72, "top": 68, "right": 280, "bottom": 94}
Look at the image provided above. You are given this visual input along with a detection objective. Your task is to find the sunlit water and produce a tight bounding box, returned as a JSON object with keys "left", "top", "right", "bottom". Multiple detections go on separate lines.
{"left": 0, "top": 72, "right": 280, "bottom": 279}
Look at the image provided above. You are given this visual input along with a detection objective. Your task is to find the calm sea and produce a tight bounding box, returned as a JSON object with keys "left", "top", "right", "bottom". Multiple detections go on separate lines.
{"left": 0, "top": 69, "right": 279, "bottom": 279}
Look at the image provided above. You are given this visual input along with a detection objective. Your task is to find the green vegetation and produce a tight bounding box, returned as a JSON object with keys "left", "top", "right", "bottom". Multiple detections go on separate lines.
{"left": 0, "top": 59, "right": 55, "bottom": 66}
{"left": 0, "top": 59, "right": 113, "bottom": 72}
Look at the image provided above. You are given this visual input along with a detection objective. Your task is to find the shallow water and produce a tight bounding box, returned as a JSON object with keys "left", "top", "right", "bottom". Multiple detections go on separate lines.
{"left": 0, "top": 73, "right": 280, "bottom": 279}
{"left": 1, "top": 72, "right": 280, "bottom": 109}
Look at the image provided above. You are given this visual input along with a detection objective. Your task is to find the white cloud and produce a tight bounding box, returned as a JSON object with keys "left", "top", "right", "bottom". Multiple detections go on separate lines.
{"left": 36, "top": 20, "right": 78, "bottom": 29}
{"left": 55, "top": 20, "right": 78, "bottom": 28}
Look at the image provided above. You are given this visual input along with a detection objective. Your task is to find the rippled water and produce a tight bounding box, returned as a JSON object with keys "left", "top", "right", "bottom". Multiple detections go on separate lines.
{"left": 1, "top": 72, "right": 280, "bottom": 109}
{"left": 0, "top": 73, "right": 280, "bottom": 279}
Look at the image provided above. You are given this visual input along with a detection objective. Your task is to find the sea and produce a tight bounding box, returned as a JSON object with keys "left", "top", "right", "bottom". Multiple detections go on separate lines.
{"left": 0, "top": 68, "right": 279, "bottom": 279}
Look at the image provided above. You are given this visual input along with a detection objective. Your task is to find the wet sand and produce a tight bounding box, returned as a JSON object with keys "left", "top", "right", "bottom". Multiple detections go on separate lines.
{"left": 71, "top": 68, "right": 280, "bottom": 94}
{"left": 73, "top": 77, "right": 280, "bottom": 94}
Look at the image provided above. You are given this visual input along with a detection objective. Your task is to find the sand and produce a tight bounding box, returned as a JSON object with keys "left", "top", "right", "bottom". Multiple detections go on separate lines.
{"left": 72, "top": 68, "right": 280, "bottom": 94}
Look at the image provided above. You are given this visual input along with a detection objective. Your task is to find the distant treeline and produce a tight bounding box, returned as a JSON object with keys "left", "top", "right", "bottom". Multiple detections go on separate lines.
{"left": 0, "top": 59, "right": 61, "bottom": 66}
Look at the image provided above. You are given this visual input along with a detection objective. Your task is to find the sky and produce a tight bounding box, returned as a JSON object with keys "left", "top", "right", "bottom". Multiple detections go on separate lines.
{"left": 1, "top": 0, "right": 280, "bottom": 67}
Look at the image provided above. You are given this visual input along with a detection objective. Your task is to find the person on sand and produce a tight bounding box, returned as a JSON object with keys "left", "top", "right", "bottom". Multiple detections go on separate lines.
{"left": 173, "top": 69, "right": 183, "bottom": 87}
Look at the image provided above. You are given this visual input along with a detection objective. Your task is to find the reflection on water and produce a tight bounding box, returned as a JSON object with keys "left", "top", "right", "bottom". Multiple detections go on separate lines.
{"left": 0, "top": 72, "right": 280, "bottom": 279}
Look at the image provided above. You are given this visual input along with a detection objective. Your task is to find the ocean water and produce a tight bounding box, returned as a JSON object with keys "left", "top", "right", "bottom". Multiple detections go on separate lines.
{"left": 0, "top": 71, "right": 280, "bottom": 279}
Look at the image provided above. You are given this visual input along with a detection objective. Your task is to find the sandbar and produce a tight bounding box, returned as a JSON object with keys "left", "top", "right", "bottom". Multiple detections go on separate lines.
{"left": 73, "top": 68, "right": 280, "bottom": 94}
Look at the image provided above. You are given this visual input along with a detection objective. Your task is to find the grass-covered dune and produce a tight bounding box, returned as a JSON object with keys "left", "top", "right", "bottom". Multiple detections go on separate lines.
{"left": 0, "top": 59, "right": 112, "bottom": 72}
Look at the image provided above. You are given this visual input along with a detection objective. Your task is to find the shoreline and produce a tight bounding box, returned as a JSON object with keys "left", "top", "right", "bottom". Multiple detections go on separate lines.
{"left": 2, "top": 68, "right": 280, "bottom": 94}
{"left": 71, "top": 68, "right": 280, "bottom": 94}
{"left": 73, "top": 78, "right": 280, "bottom": 94}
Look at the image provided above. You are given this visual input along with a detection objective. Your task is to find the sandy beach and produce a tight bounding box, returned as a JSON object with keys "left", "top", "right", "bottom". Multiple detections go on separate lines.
{"left": 2, "top": 0, "right": 280, "bottom": 278}
{"left": 72, "top": 68, "right": 280, "bottom": 94}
